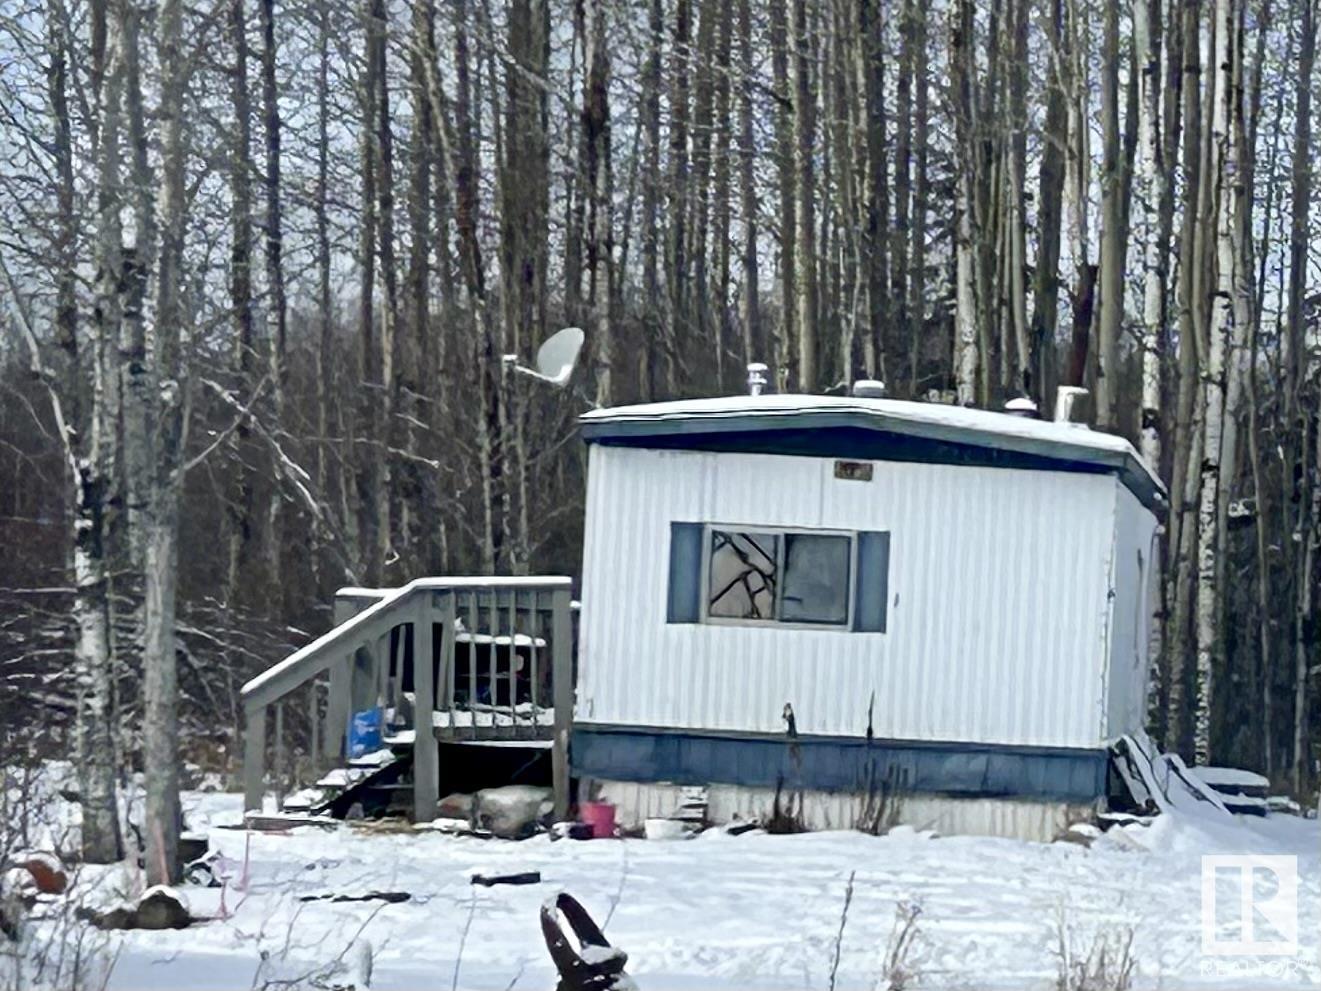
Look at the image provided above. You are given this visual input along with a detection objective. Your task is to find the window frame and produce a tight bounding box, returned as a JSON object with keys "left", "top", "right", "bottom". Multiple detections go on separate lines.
{"left": 698, "top": 523, "right": 858, "bottom": 631}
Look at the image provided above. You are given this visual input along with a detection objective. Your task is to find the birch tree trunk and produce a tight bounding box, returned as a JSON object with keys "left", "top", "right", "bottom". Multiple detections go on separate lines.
{"left": 711, "top": 0, "right": 733, "bottom": 390}
{"left": 370, "top": 0, "right": 397, "bottom": 578}
{"left": 355, "top": 0, "right": 379, "bottom": 582}
{"left": 1193, "top": 0, "right": 1239, "bottom": 766}
{"left": 1031, "top": 0, "right": 1066, "bottom": 407}
{"left": 667, "top": 0, "right": 692, "bottom": 386}
{"left": 951, "top": 0, "right": 978, "bottom": 406}
{"left": 143, "top": 0, "right": 189, "bottom": 883}
{"left": 77, "top": 0, "right": 126, "bottom": 863}
{"left": 860, "top": 0, "right": 887, "bottom": 381}
{"left": 690, "top": 0, "right": 717, "bottom": 359}
{"left": 641, "top": 0, "right": 664, "bottom": 397}
{"left": 1136, "top": 0, "right": 1166, "bottom": 471}
{"left": 1094, "top": 0, "right": 1122, "bottom": 428}
{"left": 771, "top": 0, "right": 794, "bottom": 389}
{"left": 1062, "top": 0, "right": 1094, "bottom": 390}
{"left": 451, "top": 0, "right": 500, "bottom": 572}
{"left": 406, "top": 0, "right": 438, "bottom": 570}
{"left": 1164, "top": 0, "right": 1203, "bottom": 755}
{"left": 226, "top": 0, "right": 256, "bottom": 606}
{"left": 498, "top": 0, "right": 546, "bottom": 571}
{"left": 259, "top": 0, "right": 286, "bottom": 595}
{"left": 908, "top": 3, "right": 928, "bottom": 395}
{"left": 1005, "top": 0, "right": 1029, "bottom": 398}
{"left": 791, "top": 0, "right": 817, "bottom": 391}
{"left": 1288, "top": 0, "right": 1316, "bottom": 792}
{"left": 583, "top": 0, "right": 612, "bottom": 406}
{"left": 736, "top": 0, "right": 761, "bottom": 369}
{"left": 313, "top": 0, "right": 337, "bottom": 540}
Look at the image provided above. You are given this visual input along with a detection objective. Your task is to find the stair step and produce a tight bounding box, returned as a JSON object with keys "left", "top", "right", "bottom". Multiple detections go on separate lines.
{"left": 317, "top": 767, "right": 370, "bottom": 789}
{"left": 349, "top": 748, "right": 399, "bottom": 769}
{"left": 244, "top": 811, "right": 339, "bottom": 831}
{"left": 281, "top": 787, "right": 328, "bottom": 812}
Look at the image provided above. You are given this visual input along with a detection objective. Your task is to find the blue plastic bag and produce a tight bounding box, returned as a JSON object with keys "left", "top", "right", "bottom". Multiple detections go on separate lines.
{"left": 347, "top": 707, "right": 383, "bottom": 758}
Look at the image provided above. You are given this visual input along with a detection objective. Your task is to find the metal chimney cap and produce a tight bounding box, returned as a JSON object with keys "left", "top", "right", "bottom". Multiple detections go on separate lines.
{"left": 1004, "top": 397, "right": 1039, "bottom": 418}
{"left": 1053, "top": 386, "right": 1091, "bottom": 426}
{"left": 746, "top": 362, "right": 769, "bottom": 397}
{"left": 852, "top": 379, "right": 885, "bottom": 399}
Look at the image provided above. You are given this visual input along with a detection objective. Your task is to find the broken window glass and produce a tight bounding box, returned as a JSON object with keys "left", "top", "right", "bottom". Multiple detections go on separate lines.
{"left": 707, "top": 529, "right": 780, "bottom": 620}
{"left": 705, "top": 527, "right": 854, "bottom": 626}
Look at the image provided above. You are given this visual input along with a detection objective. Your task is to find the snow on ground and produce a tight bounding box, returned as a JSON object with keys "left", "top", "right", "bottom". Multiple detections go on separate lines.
{"left": 12, "top": 787, "right": 1321, "bottom": 990}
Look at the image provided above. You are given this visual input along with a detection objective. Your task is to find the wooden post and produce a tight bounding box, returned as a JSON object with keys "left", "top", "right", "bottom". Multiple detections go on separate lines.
{"left": 551, "top": 587, "right": 573, "bottom": 820}
{"left": 440, "top": 591, "right": 455, "bottom": 719}
{"left": 244, "top": 703, "right": 266, "bottom": 812}
{"left": 466, "top": 592, "right": 478, "bottom": 740}
{"left": 325, "top": 652, "right": 350, "bottom": 759}
{"left": 529, "top": 589, "right": 540, "bottom": 717}
{"left": 508, "top": 588, "right": 519, "bottom": 728}
{"left": 412, "top": 593, "right": 439, "bottom": 822}
{"left": 309, "top": 680, "right": 320, "bottom": 771}
{"left": 274, "top": 702, "right": 285, "bottom": 807}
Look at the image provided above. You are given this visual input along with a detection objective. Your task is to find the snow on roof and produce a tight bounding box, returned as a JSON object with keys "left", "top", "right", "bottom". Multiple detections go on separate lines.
{"left": 1191, "top": 765, "right": 1271, "bottom": 791}
{"left": 581, "top": 394, "right": 1165, "bottom": 506}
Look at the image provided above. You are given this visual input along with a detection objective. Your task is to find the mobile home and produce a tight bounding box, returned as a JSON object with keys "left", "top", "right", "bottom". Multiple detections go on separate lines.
{"left": 571, "top": 393, "right": 1164, "bottom": 839}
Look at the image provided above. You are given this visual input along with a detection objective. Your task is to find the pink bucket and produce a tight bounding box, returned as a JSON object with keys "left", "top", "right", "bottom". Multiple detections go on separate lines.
{"left": 579, "top": 801, "right": 616, "bottom": 839}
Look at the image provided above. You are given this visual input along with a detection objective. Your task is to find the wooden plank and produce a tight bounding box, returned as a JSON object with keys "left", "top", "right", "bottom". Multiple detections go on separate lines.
{"left": 466, "top": 591, "right": 479, "bottom": 741}
{"left": 413, "top": 595, "right": 439, "bottom": 822}
{"left": 486, "top": 587, "right": 498, "bottom": 718}
{"left": 244, "top": 703, "right": 266, "bottom": 812}
{"left": 430, "top": 721, "right": 552, "bottom": 742}
{"left": 326, "top": 652, "right": 350, "bottom": 759}
{"left": 309, "top": 680, "right": 320, "bottom": 770}
{"left": 508, "top": 587, "right": 520, "bottom": 736}
{"left": 526, "top": 589, "right": 538, "bottom": 742}
{"left": 551, "top": 587, "right": 573, "bottom": 820}
{"left": 274, "top": 702, "right": 285, "bottom": 807}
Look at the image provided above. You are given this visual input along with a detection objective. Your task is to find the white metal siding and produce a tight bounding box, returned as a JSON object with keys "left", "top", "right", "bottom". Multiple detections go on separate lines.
{"left": 1103, "top": 481, "right": 1159, "bottom": 739}
{"left": 577, "top": 446, "right": 1118, "bottom": 749}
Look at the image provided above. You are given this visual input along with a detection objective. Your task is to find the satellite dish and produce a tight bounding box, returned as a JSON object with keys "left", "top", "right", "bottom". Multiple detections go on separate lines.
{"left": 534, "top": 326, "right": 585, "bottom": 385}
{"left": 503, "top": 326, "right": 584, "bottom": 387}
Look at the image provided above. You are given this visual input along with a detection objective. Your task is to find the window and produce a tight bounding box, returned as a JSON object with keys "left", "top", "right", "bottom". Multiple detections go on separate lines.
{"left": 668, "top": 522, "right": 889, "bottom": 630}
{"left": 708, "top": 529, "right": 782, "bottom": 620}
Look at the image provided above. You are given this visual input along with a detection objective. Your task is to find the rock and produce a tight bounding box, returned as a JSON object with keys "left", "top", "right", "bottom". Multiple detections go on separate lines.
{"left": 133, "top": 886, "right": 192, "bottom": 930}
{"left": 89, "top": 887, "right": 194, "bottom": 930}
{"left": 436, "top": 792, "right": 475, "bottom": 821}
{"left": 90, "top": 906, "right": 137, "bottom": 931}
{"left": 474, "top": 785, "right": 553, "bottom": 840}
{"left": 16, "top": 853, "right": 68, "bottom": 895}
{"left": 1057, "top": 822, "right": 1102, "bottom": 848}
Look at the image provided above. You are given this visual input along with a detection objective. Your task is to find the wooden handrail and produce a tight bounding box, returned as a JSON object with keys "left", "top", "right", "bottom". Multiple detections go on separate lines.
{"left": 241, "top": 576, "right": 572, "bottom": 709}
{"left": 241, "top": 576, "right": 575, "bottom": 820}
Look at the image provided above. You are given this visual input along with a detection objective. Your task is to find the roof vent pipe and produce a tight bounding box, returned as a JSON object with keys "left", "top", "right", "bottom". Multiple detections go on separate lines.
{"left": 1054, "top": 386, "right": 1090, "bottom": 425}
{"left": 852, "top": 379, "right": 886, "bottom": 399}
{"left": 746, "top": 362, "right": 768, "bottom": 397}
{"left": 1004, "top": 397, "right": 1039, "bottom": 418}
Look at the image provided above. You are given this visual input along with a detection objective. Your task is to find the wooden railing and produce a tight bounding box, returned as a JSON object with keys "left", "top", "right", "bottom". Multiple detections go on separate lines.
{"left": 240, "top": 577, "right": 574, "bottom": 822}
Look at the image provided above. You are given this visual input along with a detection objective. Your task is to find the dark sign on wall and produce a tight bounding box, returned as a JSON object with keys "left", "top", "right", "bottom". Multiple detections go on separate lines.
{"left": 833, "top": 460, "right": 874, "bottom": 482}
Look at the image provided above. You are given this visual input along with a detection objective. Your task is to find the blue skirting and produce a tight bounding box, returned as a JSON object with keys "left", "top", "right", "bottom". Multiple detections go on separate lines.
{"left": 572, "top": 725, "right": 1108, "bottom": 803}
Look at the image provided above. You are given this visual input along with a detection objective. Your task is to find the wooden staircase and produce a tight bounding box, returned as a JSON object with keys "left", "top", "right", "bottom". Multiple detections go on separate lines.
{"left": 240, "top": 578, "right": 575, "bottom": 825}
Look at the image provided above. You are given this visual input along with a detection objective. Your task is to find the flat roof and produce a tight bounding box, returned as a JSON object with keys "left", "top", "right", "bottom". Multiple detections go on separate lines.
{"left": 581, "top": 395, "right": 1166, "bottom": 513}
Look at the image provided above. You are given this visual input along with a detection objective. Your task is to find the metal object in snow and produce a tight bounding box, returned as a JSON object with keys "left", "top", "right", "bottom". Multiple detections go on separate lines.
{"left": 541, "top": 893, "right": 636, "bottom": 991}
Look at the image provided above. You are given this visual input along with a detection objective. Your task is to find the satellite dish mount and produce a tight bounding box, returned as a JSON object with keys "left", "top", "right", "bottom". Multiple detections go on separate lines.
{"left": 502, "top": 326, "right": 585, "bottom": 388}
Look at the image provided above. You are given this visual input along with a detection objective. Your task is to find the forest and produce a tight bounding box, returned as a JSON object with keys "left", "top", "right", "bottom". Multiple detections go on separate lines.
{"left": 0, "top": 0, "right": 1317, "bottom": 880}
